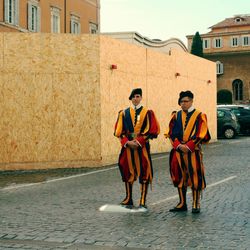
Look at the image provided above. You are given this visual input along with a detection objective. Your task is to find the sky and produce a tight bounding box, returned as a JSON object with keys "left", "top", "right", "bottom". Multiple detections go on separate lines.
{"left": 100, "top": 0, "right": 250, "bottom": 46}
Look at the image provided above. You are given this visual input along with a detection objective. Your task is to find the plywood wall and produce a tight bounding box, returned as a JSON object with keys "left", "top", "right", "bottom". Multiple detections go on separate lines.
{"left": 0, "top": 33, "right": 216, "bottom": 170}
{"left": 0, "top": 33, "right": 101, "bottom": 170}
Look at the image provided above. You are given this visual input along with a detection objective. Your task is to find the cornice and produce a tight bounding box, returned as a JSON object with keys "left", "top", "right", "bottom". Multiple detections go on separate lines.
{"left": 85, "top": 0, "right": 98, "bottom": 7}
{"left": 0, "top": 22, "right": 28, "bottom": 33}
{"left": 204, "top": 50, "right": 250, "bottom": 57}
{"left": 187, "top": 30, "right": 250, "bottom": 39}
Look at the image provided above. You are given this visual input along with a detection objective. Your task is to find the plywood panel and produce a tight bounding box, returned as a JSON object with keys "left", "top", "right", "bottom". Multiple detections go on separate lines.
{"left": 0, "top": 34, "right": 216, "bottom": 170}
{"left": 1, "top": 74, "right": 36, "bottom": 163}
{"left": 51, "top": 73, "right": 101, "bottom": 161}
{"left": 0, "top": 33, "right": 3, "bottom": 70}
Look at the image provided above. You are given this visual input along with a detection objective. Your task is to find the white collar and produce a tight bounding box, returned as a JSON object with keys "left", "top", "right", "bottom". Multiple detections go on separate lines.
{"left": 187, "top": 106, "right": 195, "bottom": 113}
{"left": 132, "top": 104, "right": 142, "bottom": 110}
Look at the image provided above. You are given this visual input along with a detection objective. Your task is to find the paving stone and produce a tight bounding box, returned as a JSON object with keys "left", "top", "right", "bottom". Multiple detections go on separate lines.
{"left": 0, "top": 137, "right": 249, "bottom": 249}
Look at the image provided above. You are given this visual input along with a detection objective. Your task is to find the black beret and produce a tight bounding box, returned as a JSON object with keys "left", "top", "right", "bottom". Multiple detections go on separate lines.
{"left": 129, "top": 88, "right": 142, "bottom": 100}
{"left": 178, "top": 90, "right": 194, "bottom": 105}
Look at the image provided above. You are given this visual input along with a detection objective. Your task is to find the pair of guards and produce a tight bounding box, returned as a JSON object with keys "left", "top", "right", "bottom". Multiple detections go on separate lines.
{"left": 114, "top": 89, "right": 210, "bottom": 213}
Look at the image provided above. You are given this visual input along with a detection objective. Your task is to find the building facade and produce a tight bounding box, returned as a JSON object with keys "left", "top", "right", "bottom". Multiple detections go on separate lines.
{"left": 187, "top": 15, "right": 250, "bottom": 103}
{"left": 0, "top": 0, "right": 100, "bottom": 34}
{"left": 103, "top": 31, "right": 188, "bottom": 54}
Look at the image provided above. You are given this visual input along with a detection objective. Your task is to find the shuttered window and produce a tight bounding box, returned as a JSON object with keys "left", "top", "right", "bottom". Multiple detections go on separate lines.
{"left": 213, "top": 38, "right": 222, "bottom": 48}
{"left": 231, "top": 37, "right": 239, "bottom": 47}
{"left": 51, "top": 7, "right": 60, "bottom": 33}
{"left": 242, "top": 36, "right": 250, "bottom": 46}
{"left": 203, "top": 38, "right": 210, "bottom": 49}
{"left": 70, "top": 15, "right": 81, "bottom": 34}
{"left": 216, "top": 61, "right": 223, "bottom": 75}
{"left": 89, "top": 22, "right": 98, "bottom": 34}
{"left": 28, "top": 1, "right": 41, "bottom": 32}
{"left": 4, "top": 0, "right": 19, "bottom": 25}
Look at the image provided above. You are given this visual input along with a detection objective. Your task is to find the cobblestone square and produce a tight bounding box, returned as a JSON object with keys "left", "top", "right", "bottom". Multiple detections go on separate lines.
{"left": 0, "top": 137, "right": 249, "bottom": 249}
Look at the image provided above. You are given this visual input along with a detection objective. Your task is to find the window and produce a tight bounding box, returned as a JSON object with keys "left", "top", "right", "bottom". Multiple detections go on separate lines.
{"left": 70, "top": 15, "right": 81, "bottom": 34}
{"left": 203, "top": 38, "right": 210, "bottom": 49}
{"left": 242, "top": 36, "right": 250, "bottom": 46}
{"left": 89, "top": 23, "right": 98, "bottom": 34}
{"left": 28, "top": 1, "right": 40, "bottom": 32}
{"left": 231, "top": 37, "right": 239, "bottom": 47}
{"left": 51, "top": 7, "right": 60, "bottom": 33}
{"left": 232, "top": 79, "right": 243, "bottom": 101}
{"left": 4, "top": 0, "right": 19, "bottom": 25}
{"left": 216, "top": 61, "right": 223, "bottom": 75}
{"left": 213, "top": 38, "right": 222, "bottom": 48}
{"left": 235, "top": 17, "right": 242, "bottom": 23}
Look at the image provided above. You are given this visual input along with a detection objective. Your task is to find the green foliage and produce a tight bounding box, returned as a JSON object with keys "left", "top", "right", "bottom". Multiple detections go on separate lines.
{"left": 191, "top": 32, "right": 203, "bottom": 57}
{"left": 217, "top": 89, "right": 233, "bottom": 104}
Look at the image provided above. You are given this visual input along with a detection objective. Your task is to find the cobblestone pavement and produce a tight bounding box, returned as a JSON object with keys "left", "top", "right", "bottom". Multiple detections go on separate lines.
{"left": 0, "top": 137, "right": 249, "bottom": 249}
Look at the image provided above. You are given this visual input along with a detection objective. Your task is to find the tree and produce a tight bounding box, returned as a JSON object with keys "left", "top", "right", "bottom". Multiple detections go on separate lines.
{"left": 191, "top": 32, "right": 203, "bottom": 57}
{"left": 217, "top": 89, "right": 233, "bottom": 104}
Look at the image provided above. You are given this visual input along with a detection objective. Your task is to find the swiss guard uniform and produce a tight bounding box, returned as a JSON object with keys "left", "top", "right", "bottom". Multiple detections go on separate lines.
{"left": 165, "top": 91, "right": 210, "bottom": 213}
{"left": 114, "top": 88, "right": 160, "bottom": 209}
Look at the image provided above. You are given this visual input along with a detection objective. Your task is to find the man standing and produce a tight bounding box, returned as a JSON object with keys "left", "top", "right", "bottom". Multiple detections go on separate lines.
{"left": 165, "top": 90, "right": 210, "bottom": 213}
{"left": 114, "top": 88, "right": 160, "bottom": 210}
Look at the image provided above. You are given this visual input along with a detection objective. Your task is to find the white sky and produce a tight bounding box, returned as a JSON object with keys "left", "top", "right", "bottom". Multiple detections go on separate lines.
{"left": 100, "top": 0, "right": 250, "bottom": 46}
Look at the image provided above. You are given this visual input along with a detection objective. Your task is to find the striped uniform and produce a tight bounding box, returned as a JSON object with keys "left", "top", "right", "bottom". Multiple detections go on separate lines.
{"left": 165, "top": 109, "right": 210, "bottom": 190}
{"left": 114, "top": 106, "right": 160, "bottom": 184}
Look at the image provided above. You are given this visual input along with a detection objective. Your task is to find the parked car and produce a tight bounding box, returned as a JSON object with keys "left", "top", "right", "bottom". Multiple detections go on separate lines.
{"left": 218, "top": 105, "right": 250, "bottom": 134}
{"left": 217, "top": 107, "right": 241, "bottom": 139}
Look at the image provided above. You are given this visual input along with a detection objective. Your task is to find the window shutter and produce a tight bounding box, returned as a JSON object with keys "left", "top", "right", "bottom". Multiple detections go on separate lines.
{"left": 15, "top": 0, "right": 19, "bottom": 25}
{"left": 37, "top": 6, "right": 41, "bottom": 32}
{"left": 4, "top": 0, "right": 9, "bottom": 23}
{"left": 237, "top": 37, "right": 241, "bottom": 46}
{"left": 216, "top": 62, "right": 219, "bottom": 74}
{"left": 78, "top": 22, "right": 81, "bottom": 34}
{"left": 14, "top": 0, "right": 19, "bottom": 26}
{"left": 70, "top": 19, "right": 74, "bottom": 33}
{"left": 28, "top": 2, "right": 32, "bottom": 31}
{"left": 242, "top": 37, "right": 245, "bottom": 46}
{"left": 51, "top": 14, "right": 53, "bottom": 32}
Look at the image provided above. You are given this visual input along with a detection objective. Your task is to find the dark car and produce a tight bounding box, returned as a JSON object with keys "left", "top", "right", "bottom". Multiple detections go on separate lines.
{"left": 218, "top": 105, "right": 250, "bottom": 134}
{"left": 217, "top": 107, "right": 240, "bottom": 139}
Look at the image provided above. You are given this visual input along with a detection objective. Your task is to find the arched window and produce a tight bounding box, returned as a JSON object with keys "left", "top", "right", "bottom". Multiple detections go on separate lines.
{"left": 232, "top": 79, "right": 243, "bottom": 101}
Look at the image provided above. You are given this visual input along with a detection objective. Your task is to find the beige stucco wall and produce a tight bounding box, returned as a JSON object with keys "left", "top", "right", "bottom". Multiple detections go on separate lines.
{"left": 0, "top": 33, "right": 216, "bottom": 170}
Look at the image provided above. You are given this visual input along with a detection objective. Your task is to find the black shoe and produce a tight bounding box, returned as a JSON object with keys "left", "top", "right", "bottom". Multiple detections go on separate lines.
{"left": 192, "top": 208, "right": 200, "bottom": 213}
{"left": 122, "top": 204, "right": 134, "bottom": 209}
{"left": 120, "top": 199, "right": 133, "bottom": 207}
{"left": 138, "top": 204, "right": 148, "bottom": 212}
{"left": 169, "top": 204, "right": 187, "bottom": 212}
